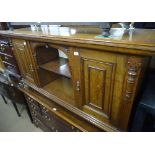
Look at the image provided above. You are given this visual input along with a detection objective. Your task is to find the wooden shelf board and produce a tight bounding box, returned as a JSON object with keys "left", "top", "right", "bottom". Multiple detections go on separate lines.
{"left": 43, "top": 77, "right": 75, "bottom": 105}
{"left": 40, "top": 58, "right": 71, "bottom": 78}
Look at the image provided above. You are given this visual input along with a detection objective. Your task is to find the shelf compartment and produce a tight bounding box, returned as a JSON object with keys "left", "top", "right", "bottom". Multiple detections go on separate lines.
{"left": 43, "top": 77, "right": 74, "bottom": 105}
{"left": 40, "top": 58, "right": 71, "bottom": 78}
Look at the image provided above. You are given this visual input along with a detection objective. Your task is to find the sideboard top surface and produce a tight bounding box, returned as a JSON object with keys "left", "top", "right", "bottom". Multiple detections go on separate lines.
{"left": 1, "top": 26, "right": 155, "bottom": 55}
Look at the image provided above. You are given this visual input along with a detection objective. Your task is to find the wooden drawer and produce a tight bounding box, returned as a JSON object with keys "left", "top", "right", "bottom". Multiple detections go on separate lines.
{"left": 3, "top": 61, "right": 19, "bottom": 74}
{"left": 33, "top": 117, "right": 51, "bottom": 132}
{"left": 25, "top": 95, "right": 40, "bottom": 112}
{"left": 0, "top": 44, "right": 13, "bottom": 56}
{"left": 0, "top": 54, "right": 17, "bottom": 65}
{"left": 40, "top": 105, "right": 81, "bottom": 132}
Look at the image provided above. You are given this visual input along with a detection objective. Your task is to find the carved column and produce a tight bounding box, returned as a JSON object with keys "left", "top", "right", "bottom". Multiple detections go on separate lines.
{"left": 124, "top": 57, "right": 142, "bottom": 103}
{"left": 118, "top": 56, "right": 144, "bottom": 130}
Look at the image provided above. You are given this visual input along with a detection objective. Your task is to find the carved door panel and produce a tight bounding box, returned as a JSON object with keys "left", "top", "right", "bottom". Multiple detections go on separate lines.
{"left": 71, "top": 49, "right": 118, "bottom": 124}
{"left": 82, "top": 58, "right": 116, "bottom": 119}
{"left": 12, "top": 39, "right": 38, "bottom": 85}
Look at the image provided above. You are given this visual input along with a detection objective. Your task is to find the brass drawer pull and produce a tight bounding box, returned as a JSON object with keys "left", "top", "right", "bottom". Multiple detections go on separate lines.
{"left": 31, "top": 105, "right": 36, "bottom": 110}
{"left": 44, "top": 115, "right": 51, "bottom": 121}
{"left": 34, "top": 119, "right": 39, "bottom": 126}
{"left": 28, "top": 97, "right": 34, "bottom": 103}
{"left": 52, "top": 107, "right": 57, "bottom": 111}
{"left": 42, "top": 106, "right": 48, "bottom": 113}
{"left": 32, "top": 111, "right": 37, "bottom": 116}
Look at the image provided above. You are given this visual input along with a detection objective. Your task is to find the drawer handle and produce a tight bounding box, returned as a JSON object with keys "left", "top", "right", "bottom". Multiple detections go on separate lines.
{"left": 10, "top": 83, "right": 14, "bottom": 87}
{"left": 45, "top": 45, "right": 48, "bottom": 48}
{"left": 42, "top": 106, "right": 48, "bottom": 113}
{"left": 52, "top": 108, "right": 57, "bottom": 111}
{"left": 32, "top": 111, "right": 37, "bottom": 116}
{"left": 28, "top": 97, "right": 33, "bottom": 102}
{"left": 4, "top": 56, "right": 9, "bottom": 60}
{"left": 34, "top": 119, "right": 39, "bottom": 126}
{"left": 44, "top": 115, "right": 51, "bottom": 121}
{"left": 31, "top": 105, "right": 36, "bottom": 110}
{"left": 28, "top": 97, "right": 32, "bottom": 100}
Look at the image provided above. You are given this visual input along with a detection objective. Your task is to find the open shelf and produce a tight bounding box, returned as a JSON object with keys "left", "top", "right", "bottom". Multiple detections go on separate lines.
{"left": 43, "top": 77, "right": 74, "bottom": 105}
{"left": 40, "top": 57, "right": 71, "bottom": 78}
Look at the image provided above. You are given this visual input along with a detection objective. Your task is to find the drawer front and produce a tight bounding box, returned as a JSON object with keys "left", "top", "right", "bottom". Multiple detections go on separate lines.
{"left": 1, "top": 54, "right": 17, "bottom": 65}
{"left": 3, "top": 61, "right": 19, "bottom": 74}
{"left": 40, "top": 105, "right": 81, "bottom": 132}
{"left": 25, "top": 95, "right": 40, "bottom": 113}
{"left": 0, "top": 44, "right": 13, "bottom": 56}
{"left": 33, "top": 117, "right": 51, "bottom": 132}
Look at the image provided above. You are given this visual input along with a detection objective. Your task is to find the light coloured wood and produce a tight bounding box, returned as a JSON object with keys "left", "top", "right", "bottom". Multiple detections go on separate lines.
{"left": 12, "top": 39, "right": 40, "bottom": 86}
{"left": 43, "top": 77, "right": 75, "bottom": 105}
{"left": 0, "top": 26, "right": 153, "bottom": 131}
{"left": 1, "top": 27, "right": 155, "bottom": 54}
{"left": 40, "top": 58, "right": 71, "bottom": 78}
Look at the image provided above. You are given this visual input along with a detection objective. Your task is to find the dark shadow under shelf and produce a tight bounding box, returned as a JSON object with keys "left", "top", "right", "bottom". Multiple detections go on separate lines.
{"left": 40, "top": 58, "right": 71, "bottom": 78}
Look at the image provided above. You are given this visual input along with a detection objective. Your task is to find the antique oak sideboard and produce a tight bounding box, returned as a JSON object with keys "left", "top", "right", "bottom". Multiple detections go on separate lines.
{"left": 0, "top": 26, "right": 155, "bottom": 131}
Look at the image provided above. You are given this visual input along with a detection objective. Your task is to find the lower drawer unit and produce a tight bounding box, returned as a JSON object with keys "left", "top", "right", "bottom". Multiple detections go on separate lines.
{"left": 25, "top": 95, "right": 82, "bottom": 132}
{"left": 24, "top": 91, "right": 102, "bottom": 132}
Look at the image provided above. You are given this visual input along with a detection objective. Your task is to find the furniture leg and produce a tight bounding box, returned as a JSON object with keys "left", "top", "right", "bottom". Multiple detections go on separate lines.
{"left": 12, "top": 101, "right": 21, "bottom": 117}
{"left": 1, "top": 94, "right": 8, "bottom": 104}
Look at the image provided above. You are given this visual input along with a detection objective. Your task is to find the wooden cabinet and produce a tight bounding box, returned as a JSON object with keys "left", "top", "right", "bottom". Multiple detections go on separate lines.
{"left": 11, "top": 40, "right": 150, "bottom": 131}
{"left": 12, "top": 39, "right": 39, "bottom": 85}
{"left": 0, "top": 27, "right": 154, "bottom": 131}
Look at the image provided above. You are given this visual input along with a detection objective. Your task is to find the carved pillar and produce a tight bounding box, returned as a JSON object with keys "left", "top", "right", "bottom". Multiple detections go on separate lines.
{"left": 124, "top": 57, "right": 142, "bottom": 103}
{"left": 118, "top": 56, "right": 144, "bottom": 130}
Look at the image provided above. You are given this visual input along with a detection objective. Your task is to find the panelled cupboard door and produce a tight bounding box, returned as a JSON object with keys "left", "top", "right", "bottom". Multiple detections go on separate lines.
{"left": 12, "top": 39, "right": 38, "bottom": 85}
{"left": 71, "top": 48, "right": 129, "bottom": 130}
